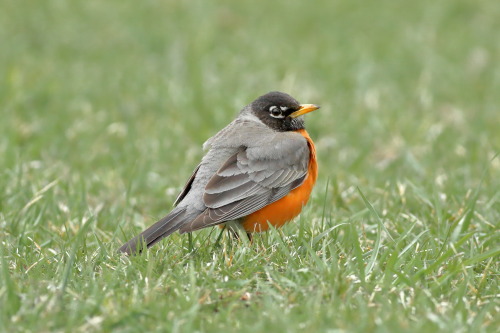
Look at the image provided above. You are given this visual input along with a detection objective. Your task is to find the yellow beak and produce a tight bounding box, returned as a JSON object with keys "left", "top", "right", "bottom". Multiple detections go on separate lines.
{"left": 289, "top": 104, "right": 320, "bottom": 118}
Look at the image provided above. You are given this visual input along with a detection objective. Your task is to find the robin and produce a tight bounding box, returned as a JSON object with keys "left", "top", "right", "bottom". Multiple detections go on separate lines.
{"left": 119, "top": 91, "right": 319, "bottom": 255}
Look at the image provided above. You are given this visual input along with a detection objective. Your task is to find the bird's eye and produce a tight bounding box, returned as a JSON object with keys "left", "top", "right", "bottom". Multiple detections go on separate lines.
{"left": 269, "top": 106, "right": 285, "bottom": 118}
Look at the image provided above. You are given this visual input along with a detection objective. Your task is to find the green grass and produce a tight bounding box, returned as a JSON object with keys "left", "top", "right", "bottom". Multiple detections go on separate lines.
{"left": 1, "top": 0, "right": 499, "bottom": 332}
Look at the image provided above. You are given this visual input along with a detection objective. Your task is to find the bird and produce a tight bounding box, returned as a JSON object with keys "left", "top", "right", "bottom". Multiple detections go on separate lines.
{"left": 119, "top": 91, "right": 319, "bottom": 255}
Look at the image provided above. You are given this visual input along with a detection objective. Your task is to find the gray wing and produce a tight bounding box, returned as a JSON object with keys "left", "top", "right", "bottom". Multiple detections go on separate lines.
{"left": 179, "top": 135, "right": 310, "bottom": 233}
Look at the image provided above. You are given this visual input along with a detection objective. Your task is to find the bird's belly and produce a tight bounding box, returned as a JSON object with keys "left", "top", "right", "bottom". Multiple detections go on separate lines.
{"left": 241, "top": 177, "right": 315, "bottom": 232}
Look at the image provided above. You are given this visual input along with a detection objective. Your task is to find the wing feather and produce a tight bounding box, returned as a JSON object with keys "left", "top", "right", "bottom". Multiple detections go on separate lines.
{"left": 173, "top": 164, "right": 201, "bottom": 206}
{"left": 179, "top": 136, "right": 310, "bottom": 233}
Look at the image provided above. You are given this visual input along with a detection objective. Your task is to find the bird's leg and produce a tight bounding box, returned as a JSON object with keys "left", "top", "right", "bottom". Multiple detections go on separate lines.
{"left": 224, "top": 221, "right": 253, "bottom": 243}
{"left": 228, "top": 229, "right": 253, "bottom": 244}
{"left": 229, "top": 228, "right": 241, "bottom": 240}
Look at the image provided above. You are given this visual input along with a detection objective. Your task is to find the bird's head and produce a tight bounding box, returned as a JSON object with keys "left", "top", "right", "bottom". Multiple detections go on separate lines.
{"left": 244, "top": 91, "right": 320, "bottom": 131}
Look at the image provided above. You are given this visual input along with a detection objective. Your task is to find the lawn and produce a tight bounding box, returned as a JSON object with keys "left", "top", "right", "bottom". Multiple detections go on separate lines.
{"left": 1, "top": 0, "right": 499, "bottom": 332}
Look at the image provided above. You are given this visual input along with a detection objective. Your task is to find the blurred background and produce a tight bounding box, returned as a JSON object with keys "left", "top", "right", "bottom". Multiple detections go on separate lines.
{"left": 1, "top": 0, "right": 498, "bottom": 224}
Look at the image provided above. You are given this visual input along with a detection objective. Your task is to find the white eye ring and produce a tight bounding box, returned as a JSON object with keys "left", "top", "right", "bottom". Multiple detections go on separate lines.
{"left": 269, "top": 105, "right": 285, "bottom": 119}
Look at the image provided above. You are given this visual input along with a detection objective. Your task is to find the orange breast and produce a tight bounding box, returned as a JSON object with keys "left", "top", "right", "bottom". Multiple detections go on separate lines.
{"left": 241, "top": 129, "right": 318, "bottom": 232}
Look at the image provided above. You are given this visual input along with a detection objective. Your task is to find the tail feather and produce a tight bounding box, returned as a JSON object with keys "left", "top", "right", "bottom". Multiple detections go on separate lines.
{"left": 119, "top": 207, "right": 188, "bottom": 255}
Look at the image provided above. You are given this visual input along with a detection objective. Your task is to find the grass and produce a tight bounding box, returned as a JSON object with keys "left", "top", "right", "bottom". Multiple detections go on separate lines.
{"left": 1, "top": 0, "right": 499, "bottom": 332}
